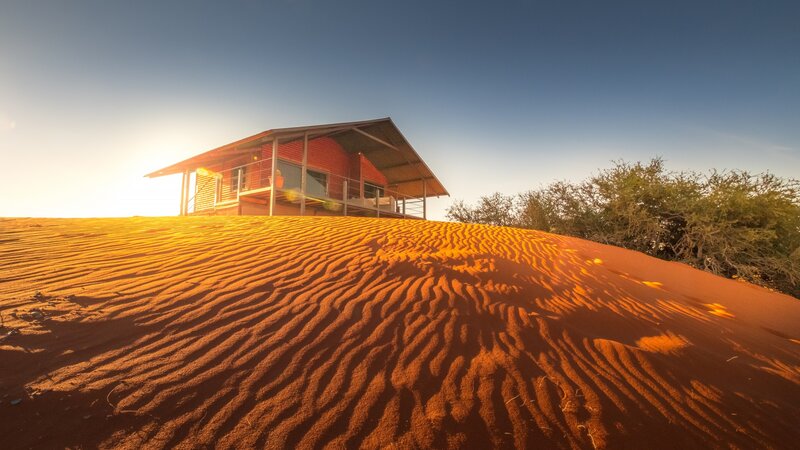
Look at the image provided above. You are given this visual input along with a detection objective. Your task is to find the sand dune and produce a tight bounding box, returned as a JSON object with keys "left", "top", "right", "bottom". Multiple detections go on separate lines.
{"left": 1, "top": 216, "right": 798, "bottom": 449}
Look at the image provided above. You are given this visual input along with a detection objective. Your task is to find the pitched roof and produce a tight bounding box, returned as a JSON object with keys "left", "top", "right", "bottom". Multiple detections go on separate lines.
{"left": 145, "top": 117, "right": 448, "bottom": 198}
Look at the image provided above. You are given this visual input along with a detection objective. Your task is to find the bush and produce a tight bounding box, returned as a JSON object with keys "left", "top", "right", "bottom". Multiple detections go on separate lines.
{"left": 446, "top": 159, "right": 800, "bottom": 298}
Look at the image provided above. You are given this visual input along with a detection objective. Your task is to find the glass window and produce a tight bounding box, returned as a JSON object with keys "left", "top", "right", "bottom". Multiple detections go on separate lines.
{"left": 277, "top": 161, "right": 302, "bottom": 189}
{"left": 276, "top": 160, "right": 328, "bottom": 197}
{"left": 306, "top": 170, "right": 327, "bottom": 197}
{"left": 231, "top": 166, "right": 247, "bottom": 191}
{"left": 364, "top": 182, "right": 384, "bottom": 199}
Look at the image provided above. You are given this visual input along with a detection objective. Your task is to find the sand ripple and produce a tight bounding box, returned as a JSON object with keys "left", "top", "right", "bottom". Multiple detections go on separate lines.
{"left": 1, "top": 217, "right": 799, "bottom": 449}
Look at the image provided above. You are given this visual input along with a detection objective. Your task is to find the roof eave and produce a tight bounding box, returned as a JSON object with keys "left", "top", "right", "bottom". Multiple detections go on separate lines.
{"left": 144, "top": 118, "right": 395, "bottom": 178}
{"left": 144, "top": 117, "right": 449, "bottom": 197}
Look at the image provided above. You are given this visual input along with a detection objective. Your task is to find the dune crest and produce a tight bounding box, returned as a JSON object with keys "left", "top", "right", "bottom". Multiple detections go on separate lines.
{"left": 1, "top": 217, "right": 799, "bottom": 449}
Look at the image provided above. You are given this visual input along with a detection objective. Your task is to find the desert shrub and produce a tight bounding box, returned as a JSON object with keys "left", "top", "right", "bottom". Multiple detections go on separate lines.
{"left": 447, "top": 192, "right": 518, "bottom": 227}
{"left": 446, "top": 159, "right": 800, "bottom": 297}
{"left": 677, "top": 171, "right": 800, "bottom": 288}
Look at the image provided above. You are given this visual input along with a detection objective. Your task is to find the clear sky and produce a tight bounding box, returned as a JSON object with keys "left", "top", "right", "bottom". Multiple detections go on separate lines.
{"left": 1, "top": 0, "right": 798, "bottom": 220}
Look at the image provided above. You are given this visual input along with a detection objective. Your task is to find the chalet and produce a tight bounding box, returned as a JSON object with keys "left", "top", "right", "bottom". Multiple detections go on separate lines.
{"left": 146, "top": 118, "right": 448, "bottom": 219}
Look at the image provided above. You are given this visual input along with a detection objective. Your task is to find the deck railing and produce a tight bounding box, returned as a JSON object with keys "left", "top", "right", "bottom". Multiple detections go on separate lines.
{"left": 189, "top": 159, "right": 426, "bottom": 218}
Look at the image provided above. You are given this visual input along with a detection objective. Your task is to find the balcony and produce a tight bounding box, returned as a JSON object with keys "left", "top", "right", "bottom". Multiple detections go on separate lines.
{"left": 188, "top": 158, "right": 426, "bottom": 219}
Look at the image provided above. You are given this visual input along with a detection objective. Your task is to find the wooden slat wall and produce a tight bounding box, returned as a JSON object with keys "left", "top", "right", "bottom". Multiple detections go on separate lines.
{"left": 194, "top": 174, "right": 217, "bottom": 211}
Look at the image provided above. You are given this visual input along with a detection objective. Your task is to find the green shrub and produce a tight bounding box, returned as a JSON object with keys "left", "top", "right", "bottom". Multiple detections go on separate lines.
{"left": 447, "top": 159, "right": 800, "bottom": 297}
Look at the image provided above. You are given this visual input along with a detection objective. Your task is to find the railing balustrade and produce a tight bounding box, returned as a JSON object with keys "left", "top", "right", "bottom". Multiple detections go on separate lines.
{"left": 187, "top": 158, "right": 426, "bottom": 218}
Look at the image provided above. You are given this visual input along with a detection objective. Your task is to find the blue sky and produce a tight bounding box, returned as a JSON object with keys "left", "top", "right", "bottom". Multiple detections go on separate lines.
{"left": 1, "top": 0, "right": 798, "bottom": 219}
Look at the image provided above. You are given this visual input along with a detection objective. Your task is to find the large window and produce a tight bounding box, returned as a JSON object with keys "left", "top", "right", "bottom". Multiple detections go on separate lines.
{"left": 277, "top": 161, "right": 302, "bottom": 189}
{"left": 277, "top": 160, "right": 328, "bottom": 197}
{"left": 364, "top": 182, "right": 384, "bottom": 199}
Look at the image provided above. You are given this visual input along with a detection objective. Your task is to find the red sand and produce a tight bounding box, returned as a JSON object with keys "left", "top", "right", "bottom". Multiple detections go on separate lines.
{"left": 1, "top": 216, "right": 798, "bottom": 449}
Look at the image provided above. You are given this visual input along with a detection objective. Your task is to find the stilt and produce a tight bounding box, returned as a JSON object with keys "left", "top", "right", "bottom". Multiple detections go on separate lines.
{"left": 343, "top": 180, "right": 348, "bottom": 216}
{"left": 300, "top": 132, "right": 308, "bottom": 216}
{"left": 269, "top": 138, "right": 278, "bottom": 216}
{"left": 422, "top": 180, "right": 427, "bottom": 220}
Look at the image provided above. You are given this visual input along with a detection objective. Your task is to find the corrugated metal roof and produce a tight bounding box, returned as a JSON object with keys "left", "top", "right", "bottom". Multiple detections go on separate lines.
{"left": 145, "top": 117, "right": 448, "bottom": 198}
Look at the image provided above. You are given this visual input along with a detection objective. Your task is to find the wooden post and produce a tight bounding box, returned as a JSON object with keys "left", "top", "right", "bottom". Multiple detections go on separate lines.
{"left": 179, "top": 171, "right": 184, "bottom": 216}
{"left": 188, "top": 171, "right": 194, "bottom": 215}
{"left": 213, "top": 176, "right": 219, "bottom": 205}
{"left": 375, "top": 188, "right": 380, "bottom": 218}
{"left": 236, "top": 168, "right": 243, "bottom": 195}
{"left": 402, "top": 198, "right": 406, "bottom": 218}
{"left": 422, "top": 179, "right": 427, "bottom": 220}
{"left": 269, "top": 138, "right": 278, "bottom": 216}
{"left": 359, "top": 154, "right": 364, "bottom": 199}
{"left": 300, "top": 132, "right": 308, "bottom": 216}
{"left": 180, "top": 170, "right": 189, "bottom": 216}
{"left": 342, "top": 180, "right": 348, "bottom": 216}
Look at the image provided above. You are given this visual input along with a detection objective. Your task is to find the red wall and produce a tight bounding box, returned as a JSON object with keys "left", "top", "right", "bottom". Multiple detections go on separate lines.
{"left": 360, "top": 154, "right": 387, "bottom": 187}
{"left": 259, "top": 137, "right": 388, "bottom": 197}
{"left": 263, "top": 137, "right": 350, "bottom": 180}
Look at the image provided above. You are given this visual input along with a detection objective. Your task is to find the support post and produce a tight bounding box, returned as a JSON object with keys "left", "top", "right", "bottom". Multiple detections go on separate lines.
{"left": 269, "top": 138, "right": 278, "bottom": 216}
{"left": 402, "top": 198, "right": 406, "bottom": 218}
{"left": 179, "top": 171, "right": 185, "bottom": 216}
{"left": 359, "top": 154, "right": 364, "bottom": 199}
{"left": 180, "top": 169, "right": 189, "bottom": 216}
{"left": 188, "top": 171, "right": 194, "bottom": 214}
{"left": 342, "top": 180, "right": 348, "bottom": 216}
{"left": 375, "top": 188, "right": 380, "bottom": 218}
{"left": 300, "top": 132, "right": 308, "bottom": 216}
{"left": 422, "top": 179, "right": 427, "bottom": 220}
{"left": 213, "top": 177, "right": 219, "bottom": 205}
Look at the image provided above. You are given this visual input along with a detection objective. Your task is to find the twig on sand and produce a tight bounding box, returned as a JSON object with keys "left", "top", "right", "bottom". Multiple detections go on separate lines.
{"left": 537, "top": 376, "right": 552, "bottom": 388}
{"left": 191, "top": 408, "right": 209, "bottom": 436}
{"left": 555, "top": 382, "right": 569, "bottom": 403}
{"left": 554, "top": 382, "right": 567, "bottom": 401}
{"left": 106, "top": 381, "right": 153, "bottom": 417}
{"left": 577, "top": 424, "right": 598, "bottom": 450}
{"left": 726, "top": 356, "right": 739, "bottom": 362}
{"left": 106, "top": 383, "right": 124, "bottom": 411}
{"left": 505, "top": 394, "right": 521, "bottom": 405}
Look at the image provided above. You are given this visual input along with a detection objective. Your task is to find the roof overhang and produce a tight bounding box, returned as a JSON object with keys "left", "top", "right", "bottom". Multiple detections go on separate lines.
{"left": 145, "top": 117, "right": 448, "bottom": 198}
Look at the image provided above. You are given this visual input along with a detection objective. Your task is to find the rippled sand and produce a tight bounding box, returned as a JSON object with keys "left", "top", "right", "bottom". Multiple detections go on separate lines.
{"left": 0, "top": 216, "right": 798, "bottom": 449}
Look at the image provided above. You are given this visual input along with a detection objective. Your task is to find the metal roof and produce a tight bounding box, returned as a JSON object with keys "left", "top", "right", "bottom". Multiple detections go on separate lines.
{"left": 145, "top": 117, "right": 448, "bottom": 198}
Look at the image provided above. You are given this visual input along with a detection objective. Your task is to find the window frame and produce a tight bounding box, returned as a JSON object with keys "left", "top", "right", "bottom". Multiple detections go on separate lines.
{"left": 276, "top": 159, "right": 330, "bottom": 197}
{"left": 230, "top": 165, "right": 247, "bottom": 192}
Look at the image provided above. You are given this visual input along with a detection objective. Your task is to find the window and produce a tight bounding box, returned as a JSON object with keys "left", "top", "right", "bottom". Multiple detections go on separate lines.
{"left": 277, "top": 161, "right": 302, "bottom": 189}
{"left": 231, "top": 166, "right": 247, "bottom": 191}
{"left": 276, "top": 160, "right": 328, "bottom": 197}
{"left": 364, "top": 182, "right": 384, "bottom": 199}
{"left": 306, "top": 170, "right": 327, "bottom": 197}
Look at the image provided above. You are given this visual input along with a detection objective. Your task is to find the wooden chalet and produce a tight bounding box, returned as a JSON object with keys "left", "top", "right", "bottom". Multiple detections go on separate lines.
{"left": 145, "top": 118, "right": 448, "bottom": 219}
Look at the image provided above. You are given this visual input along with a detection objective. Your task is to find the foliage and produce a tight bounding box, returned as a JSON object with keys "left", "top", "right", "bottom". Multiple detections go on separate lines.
{"left": 447, "top": 192, "right": 518, "bottom": 227}
{"left": 447, "top": 159, "right": 800, "bottom": 297}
